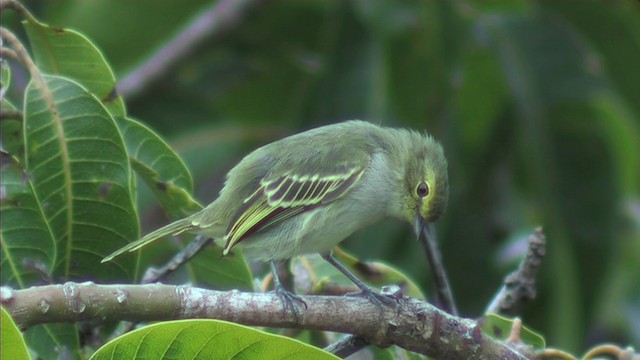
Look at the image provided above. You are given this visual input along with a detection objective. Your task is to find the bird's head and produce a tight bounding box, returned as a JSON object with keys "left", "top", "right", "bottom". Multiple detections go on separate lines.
{"left": 395, "top": 131, "right": 449, "bottom": 236}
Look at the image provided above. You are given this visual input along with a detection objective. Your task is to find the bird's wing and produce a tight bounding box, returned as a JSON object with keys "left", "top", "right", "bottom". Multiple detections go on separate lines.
{"left": 222, "top": 163, "right": 367, "bottom": 255}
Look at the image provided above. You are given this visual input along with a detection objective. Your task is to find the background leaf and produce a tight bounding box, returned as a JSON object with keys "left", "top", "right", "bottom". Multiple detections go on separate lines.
{"left": 23, "top": 16, "right": 125, "bottom": 116}
{"left": 1, "top": 154, "right": 56, "bottom": 288}
{"left": 114, "top": 116, "right": 201, "bottom": 220}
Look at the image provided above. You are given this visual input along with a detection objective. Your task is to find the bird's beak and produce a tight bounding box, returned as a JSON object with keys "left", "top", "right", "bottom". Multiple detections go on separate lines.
{"left": 413, "top": 213, "right": 429, "bottom": 240}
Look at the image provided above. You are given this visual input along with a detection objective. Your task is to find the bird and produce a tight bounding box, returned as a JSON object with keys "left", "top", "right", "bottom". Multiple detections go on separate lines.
{"left": 103, "top": 120, "right": 449, "bottom": 313}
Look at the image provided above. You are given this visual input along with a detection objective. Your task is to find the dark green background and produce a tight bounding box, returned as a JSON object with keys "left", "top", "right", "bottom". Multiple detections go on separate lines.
{"left": 15, "top": 0, "right": 640, "bottom": 353}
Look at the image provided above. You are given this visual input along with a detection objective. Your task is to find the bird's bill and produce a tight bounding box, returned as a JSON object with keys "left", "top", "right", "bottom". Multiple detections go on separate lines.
{"left": 413, "top": 214, "right": 430, "bottom": 240}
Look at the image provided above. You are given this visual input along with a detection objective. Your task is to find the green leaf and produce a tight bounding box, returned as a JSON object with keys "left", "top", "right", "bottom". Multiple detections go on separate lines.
{"left": 24, "top": 75, "right": 138, "bottom": 282}
{"left": 292, "top": 248, "right": 425, "bottom": 300}
{"left": 1, "top": 154, "right": 56, "bottom": 288}
{"left": 22, "top": 17, "right": 125, "bottom": 116}
{"left": 114, "top": 116, "right": 202, "bottom": 220}
{"left": 24, "top": 323, "right": 81, "bottom": 360}
{"left": 1, "top": 117, "right": 23, "bottom": 157}
{"left": 1, "top": 58, "right": 10, "bottom": 90}
{"left": 1, "top": 307, "right": 30, "bottom": 360}
{"left": 482, "top": 313, "right": 545, "bottom": 350}
{"left": 90, "top": 319, "right": 339, "bottom": 360}
{"left": 187, "top": 244, "right": 253, "bottom": 291}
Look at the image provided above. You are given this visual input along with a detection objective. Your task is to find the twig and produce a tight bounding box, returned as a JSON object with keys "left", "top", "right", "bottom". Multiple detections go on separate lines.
{"left": 116, "top": 0, "right": 264, "bottom": 99}
{"left": 324, "top": 335, "right": 370, "bottom": 358}
{"left": 486, "top": 228, "right": 546, "bottom": 315}
{"left": 0, "top": 0, "right": 39, "bottom": 24}
{"left": 0, "top": 109, "right": 22, "bottom": 121}
{"left": 141, "top": 235, "right": 213, "bottom": 284}
{"left": 1, "top": 282, "right": 533, "bottom": 359}
{"left": 418, "top": 223, "right": 458, "bottom": 315}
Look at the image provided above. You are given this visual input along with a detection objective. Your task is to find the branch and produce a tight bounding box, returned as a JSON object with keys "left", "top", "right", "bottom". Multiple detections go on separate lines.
{"left": 486, "top": 228, "right": 546, "bottom": 315}
{"left": 116, "top": 0, "right": 263, "bottom": 99}
{"left": 1, "top": 282, "right": 533, "bottom": 359}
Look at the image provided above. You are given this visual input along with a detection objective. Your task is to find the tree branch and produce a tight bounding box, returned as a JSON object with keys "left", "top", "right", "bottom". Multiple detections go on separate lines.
{"left": 486, "top": 227, "right": 546, "bottom": 315}
{"left": 116, "top": 0, "right": 263, "bottom": 100}
{"left": 1, "top": 282, "right": 533, "bottom": 359}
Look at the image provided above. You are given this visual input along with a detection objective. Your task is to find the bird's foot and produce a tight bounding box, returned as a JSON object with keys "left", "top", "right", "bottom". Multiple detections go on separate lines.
{"left": 274, "top": 284, "right": 307, "bottom": 322}
{"left": 347, "top": 286, "right": 397, "bottom": 308}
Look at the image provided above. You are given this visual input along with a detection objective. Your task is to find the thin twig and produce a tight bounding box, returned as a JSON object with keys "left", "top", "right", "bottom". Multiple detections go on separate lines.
{"left": 324, "top": 335, "right": 370, "bottom": 358}
{"left": 0, "top": 110, "right": 23, "bottom": 121}
{"left": 141, "top": 235, "right": 213, "bottom": 284}
{"left": 486, "top": 228, "right": 546, "bottom": 315}
{"left": 418, "top": 223, "right": 458, "bottom": 315}
{"left": 117, "top": 0, "right": 264, "bottom": 99}
{"left": 0, "top": 0, "right": 39, "bottom": 24}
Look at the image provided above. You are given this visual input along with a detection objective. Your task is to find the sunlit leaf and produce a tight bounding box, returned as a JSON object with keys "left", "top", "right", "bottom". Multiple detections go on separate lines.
{"left": 90, "top": 320, "right": 339, "bottom": 360}
{"left": 1, "top": 307, "right": 30, "bottom": 360}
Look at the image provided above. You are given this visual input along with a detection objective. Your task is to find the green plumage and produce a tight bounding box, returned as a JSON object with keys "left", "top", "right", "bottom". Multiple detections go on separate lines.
{"left": 103, "top": 120, "right": 448, "bottom": 263}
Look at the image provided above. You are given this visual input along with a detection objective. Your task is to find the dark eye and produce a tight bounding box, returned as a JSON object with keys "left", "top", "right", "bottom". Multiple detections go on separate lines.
{"left": 416, "top": 181, "right": 429, "bottom": 198}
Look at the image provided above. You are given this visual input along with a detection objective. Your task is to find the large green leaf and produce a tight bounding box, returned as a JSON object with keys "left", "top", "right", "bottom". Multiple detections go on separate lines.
{"left": 90, "top": 320, "right": 339, "bottom": 359}
{"left": 23, "top": 17, "right": 125, "bottom": 116}
{"left": 114, "top": 116, "right": 202, "bottom": 220}
{"left": 1, "top": 154, "right": 56, "bottom": 288}
{"left": 1, "top": 307, "right": 30, "bottom": 360}
{"left": 24, "top": 75, "right": 138, "bottom": 282}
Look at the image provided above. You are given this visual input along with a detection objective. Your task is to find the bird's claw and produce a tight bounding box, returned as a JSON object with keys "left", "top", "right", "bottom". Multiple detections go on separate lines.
{"left": 347, "top": 287, "right": 397, "bottom": 308}
{"left": 274, "top": 284, "right": 307, "bottom": 321}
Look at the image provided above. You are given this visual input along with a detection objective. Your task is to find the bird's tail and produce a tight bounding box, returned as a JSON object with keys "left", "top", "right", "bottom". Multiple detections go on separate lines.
{"left": 101, "top": 215, "right": 197, "bottom": 263}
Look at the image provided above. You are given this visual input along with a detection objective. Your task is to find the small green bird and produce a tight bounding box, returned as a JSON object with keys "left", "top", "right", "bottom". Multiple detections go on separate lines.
{"left": 103, "top": 120, "right": 449, "bottom": 310}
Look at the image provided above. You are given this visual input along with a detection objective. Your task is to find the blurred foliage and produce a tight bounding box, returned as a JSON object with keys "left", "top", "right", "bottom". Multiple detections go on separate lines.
{"left": 2, "top": 0, "right": 639, "bottom": 357}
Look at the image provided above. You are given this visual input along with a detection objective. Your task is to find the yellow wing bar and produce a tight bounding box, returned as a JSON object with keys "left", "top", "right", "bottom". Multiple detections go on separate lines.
{"left": 222, "top": 165, "right": 366, "bottom": 255}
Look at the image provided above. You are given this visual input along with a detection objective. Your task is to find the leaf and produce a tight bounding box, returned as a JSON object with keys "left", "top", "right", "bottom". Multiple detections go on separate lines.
{"left": 187, "top": 244, "right": 253, "bottom": 291}
{"left": 482, "top": 313, "right": 545, "bottom": 350}
{"left": 24, "top": 75, "right": 138, "bottom": 282}
{"left": 90, "top": 319, "right": 339, "bottom": 360}
{"left": 114, "top": 116, "right": 202, "bottom": 220}
{"left": 292, "top": 248, "right": 425, "bottom": 300}
{"left": 1, "top": 307, "right": 30, "bottom": 360}
{"left": 1, "top": 115, "right": 24, "bottom": 160}
{"left": 24, "top": 323, "right": 81, "bottom": 360}
{"left": 1, "top": 154, "right": 56, "bottom": 288}
{"left": 1, "top": 57, "right": 10, "bottom": 90}
{"left": 22, "top": 17, "right": 125, "bottom": 117}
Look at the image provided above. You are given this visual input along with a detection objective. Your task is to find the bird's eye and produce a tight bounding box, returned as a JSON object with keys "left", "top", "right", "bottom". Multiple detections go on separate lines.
{"left": 416, "top": 181, "right": 429, "bottom": 198}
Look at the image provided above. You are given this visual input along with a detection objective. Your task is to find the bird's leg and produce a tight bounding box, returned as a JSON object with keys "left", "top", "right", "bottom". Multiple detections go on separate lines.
{"left": 320, "top": 253, "right": 396, "bottom": 307}
{"left": 270, "top": 260, "right": 307, "bottom": 321}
